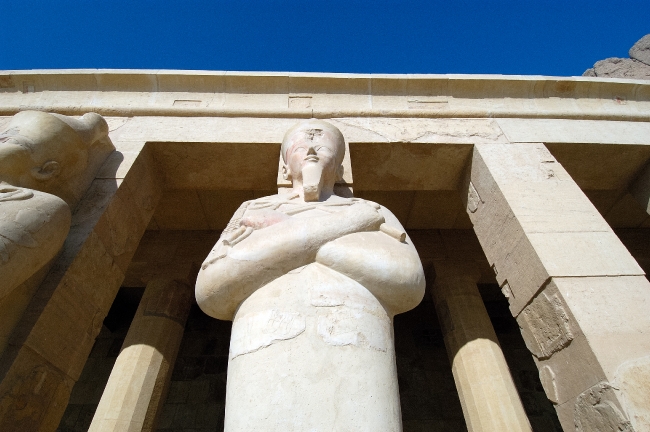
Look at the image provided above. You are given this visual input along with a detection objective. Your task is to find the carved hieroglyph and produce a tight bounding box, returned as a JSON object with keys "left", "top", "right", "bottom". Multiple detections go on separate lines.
{"left": 0, "top": 111, "right": 113, "bottom": 351}
{"left": 196, "top": 120, "right": 425, "bottom": 431}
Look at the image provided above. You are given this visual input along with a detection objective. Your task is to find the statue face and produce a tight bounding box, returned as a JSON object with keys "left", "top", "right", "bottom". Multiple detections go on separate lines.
{"left": 284, "top": 127, "right": 344, "bottom": 186}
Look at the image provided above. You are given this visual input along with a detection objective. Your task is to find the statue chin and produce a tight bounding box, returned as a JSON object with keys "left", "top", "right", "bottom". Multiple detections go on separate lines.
{"left": 301, "top": 163, "right": 324, "bottom": 201}
{"left": 0, "top": 187, "right": 71, "bottom": 300}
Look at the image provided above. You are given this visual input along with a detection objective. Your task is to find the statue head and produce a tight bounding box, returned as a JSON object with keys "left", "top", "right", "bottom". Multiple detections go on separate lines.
{"left": 0, "top": 111, "right": 111, "bottom": 207}
{"left": 281, "top": 120, "right": 345, "bottom": 201}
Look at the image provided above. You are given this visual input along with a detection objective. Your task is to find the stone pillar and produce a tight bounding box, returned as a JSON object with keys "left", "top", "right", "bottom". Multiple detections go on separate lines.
{"left": 630, "top": 161, "right": 650, "bottom": 215}
{"left": 89, "top": 279, "right": 192, "bottom": 432}
{"left": 0, "top": 143, "right": 160, "bottom": 432}
{"left": 465, "top": 142, "right": 650, "bottom": 431}
{"left": 432, "top": 261, "right": 531, "bottom": 432}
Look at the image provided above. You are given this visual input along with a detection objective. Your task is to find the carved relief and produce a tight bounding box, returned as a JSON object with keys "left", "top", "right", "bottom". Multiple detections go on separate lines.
{"left": 574, "top": 382, "right": 633, "bottom": 432}
{"left": 517, "top": 290, "right": 574, "bottom": 359}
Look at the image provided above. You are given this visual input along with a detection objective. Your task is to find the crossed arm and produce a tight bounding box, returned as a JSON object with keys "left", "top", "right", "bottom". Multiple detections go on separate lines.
{"left": 195, "top": 202, "right": 425, "bottom": 320}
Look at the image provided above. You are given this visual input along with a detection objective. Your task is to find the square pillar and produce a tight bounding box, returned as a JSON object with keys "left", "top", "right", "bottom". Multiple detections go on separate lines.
{"left": 465, "top": 143, "right": 650, "bottom": 431}
{"left": 0, "top": 144, "right": 161, "bottom": 432}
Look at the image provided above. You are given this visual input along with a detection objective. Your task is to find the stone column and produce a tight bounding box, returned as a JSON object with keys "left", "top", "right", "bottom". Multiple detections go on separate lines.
{"left": 89, "top": 279, "right": 192, "bottom": 432}
{"left": 465, "top": 142, "right": 650, "bottom": 431}
{"left": 432, "top": 261, "right": 531, "bottom": 432}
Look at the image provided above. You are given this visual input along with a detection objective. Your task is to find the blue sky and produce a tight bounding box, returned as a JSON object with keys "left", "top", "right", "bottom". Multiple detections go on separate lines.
{"left": 2, "top": 0, "right": 648, "bottom": 76}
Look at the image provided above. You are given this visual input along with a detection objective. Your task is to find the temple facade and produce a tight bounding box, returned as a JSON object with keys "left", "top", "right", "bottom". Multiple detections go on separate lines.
{"left": 0, "top": 70, "right": 649, "bottom": 432}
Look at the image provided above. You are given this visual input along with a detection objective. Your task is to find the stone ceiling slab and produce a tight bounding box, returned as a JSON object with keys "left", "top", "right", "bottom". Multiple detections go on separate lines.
{"left": 350, "top": 142, "right": 472, "bottom": 191}
{"left": 150, "top": 142, "right": 280, "bottom": 190}
{"left": 546, "top": 143, "right": 650, "bottom": 190}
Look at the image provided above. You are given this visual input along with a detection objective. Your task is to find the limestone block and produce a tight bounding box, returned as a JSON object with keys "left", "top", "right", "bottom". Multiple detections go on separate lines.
{"left": 516, "top": 282, "right": 606, "bottom": 408}
{"left": 617, "top": 356, "right": 650, "bottom": 430}
{"left": 552, "top": 276, "right": 650, "bottom": 384}
{"left": 630, "top": 34, "right": 650, "bottom": 66}
{"left": 82, "top": 148, "right": 162, "bottom": 273}
{"left": 156, "top": 70, "right": 226, "bottom": 93}
{"left": 467, "top": 143, "right": 644, "bottom": 314}
{"left": 495, "top": 118, "right": 650, "bottom": 146}
{"left": 0, "top": 263, "right": 52, "bottom": 357}
{"left": 333, "top": 117, "right": 507, "bottom": 144}
{"left": 289, "top": 74, "right": 369, "bottom": 97}
{"left": 3, "top": 71, "right": 650, "bottom": 122}
{"left": 89, "top": 279, "right": 191, "bottom": 432}
{"left": 584, "top": 189, "right": 622, "bottom": 217}
{"left": 110, "top": 117, "right": 298, "bottom": 144}
{"left": 568, "top": 382, "right": 633, "bottom": 432}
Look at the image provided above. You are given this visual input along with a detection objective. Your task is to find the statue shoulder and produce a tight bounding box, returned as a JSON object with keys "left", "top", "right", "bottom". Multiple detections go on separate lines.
{"left": 223, "top": 194, "right": 284, "bottom": 234}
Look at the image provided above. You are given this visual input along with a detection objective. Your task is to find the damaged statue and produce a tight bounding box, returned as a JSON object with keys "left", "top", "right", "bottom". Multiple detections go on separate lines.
{"left": 0, "top": 110, "right": 113, "bottom": 353}
{"left": 196, "top": 119, "right": 425, "bottom": 431}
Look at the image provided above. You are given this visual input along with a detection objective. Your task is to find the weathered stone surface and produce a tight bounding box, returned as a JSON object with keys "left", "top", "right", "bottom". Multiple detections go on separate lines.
{"left": 629, "top": 34, "right": 650, "bottom": 66}
{"left": 574, "top": 382, "right": 632, "bottom": 432}
{"left": 592, "top": 57, "right": 650, "bottom": 80}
